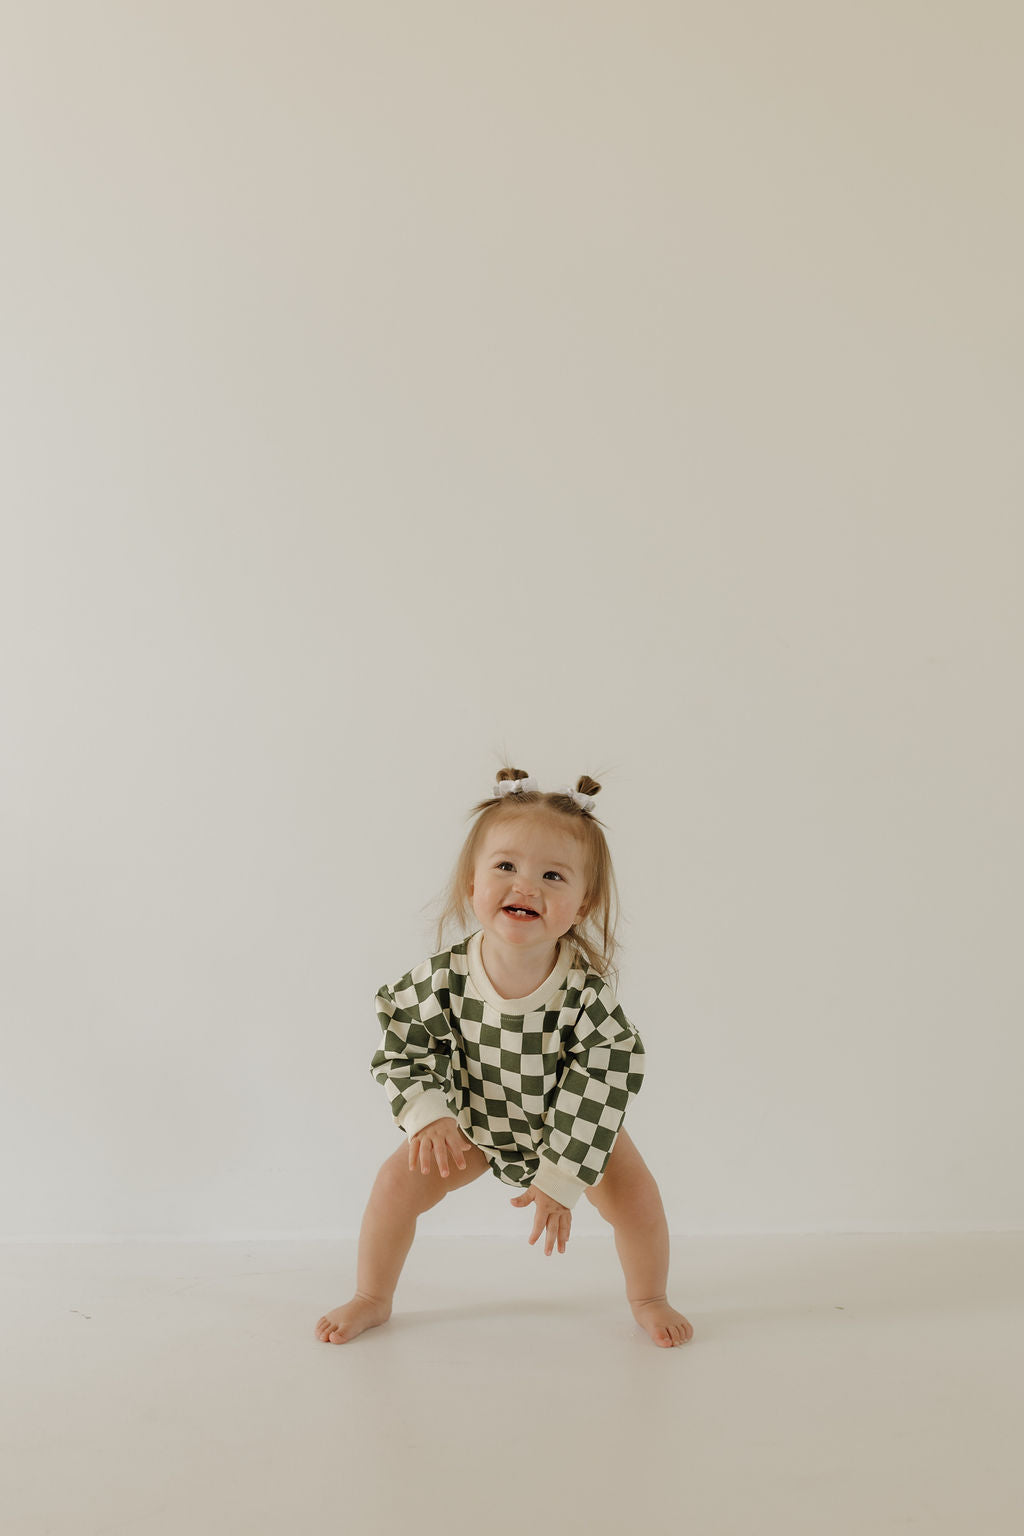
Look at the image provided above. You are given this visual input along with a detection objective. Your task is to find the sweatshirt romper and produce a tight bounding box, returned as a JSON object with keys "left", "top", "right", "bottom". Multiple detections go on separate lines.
{"left": 370, "top": 928, "right": 645, "bottom": 1210}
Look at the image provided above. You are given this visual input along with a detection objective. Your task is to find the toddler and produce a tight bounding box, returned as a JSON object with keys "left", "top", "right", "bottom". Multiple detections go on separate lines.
{"left": 315, "top": 766, "right": 693, "bottom": 1349}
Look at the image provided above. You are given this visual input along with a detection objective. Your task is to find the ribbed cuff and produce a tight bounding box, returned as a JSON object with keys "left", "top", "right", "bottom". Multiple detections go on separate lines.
{"left": 530, "top": 1156, "right": 588, "bottom": 1210}
{"left": 397, "top": 1090, "right": 457, "bottom": 1138}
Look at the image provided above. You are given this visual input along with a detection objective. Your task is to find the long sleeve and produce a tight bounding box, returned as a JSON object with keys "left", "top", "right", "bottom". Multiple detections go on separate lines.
{"left": 370, "top": 982, "right": 458, "bottom": 1138}
{"left": 531, "top": 979, "right": 645, "bottom": 1209}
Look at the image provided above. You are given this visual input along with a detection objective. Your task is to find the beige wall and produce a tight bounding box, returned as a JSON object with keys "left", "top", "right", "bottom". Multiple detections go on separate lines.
{"left": 1, "top": 2, "right": 1020, "bottom": 1238}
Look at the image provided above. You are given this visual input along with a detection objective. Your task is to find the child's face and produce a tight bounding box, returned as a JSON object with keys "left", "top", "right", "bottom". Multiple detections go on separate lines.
{"left": 469, "top": 815, "right": 588, "bottom": 953}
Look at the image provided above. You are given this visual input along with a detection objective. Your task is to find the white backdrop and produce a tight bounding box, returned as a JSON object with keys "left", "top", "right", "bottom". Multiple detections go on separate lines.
{"left": 1, "top": 2, "right": 1020, "bottom": 1240}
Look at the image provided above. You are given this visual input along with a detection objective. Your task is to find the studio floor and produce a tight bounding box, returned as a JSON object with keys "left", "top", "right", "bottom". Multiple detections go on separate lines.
{"left": 3, "top": 1231, "right": 1021, "bottom": 1535}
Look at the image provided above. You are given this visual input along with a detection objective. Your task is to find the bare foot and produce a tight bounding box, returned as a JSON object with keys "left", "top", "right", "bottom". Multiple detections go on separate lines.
{"left": 630, "top": 1297, "right": 694, "bottom": 1348}
{"left": 315, "top": 1293, "right": 392, "bottom": 1345}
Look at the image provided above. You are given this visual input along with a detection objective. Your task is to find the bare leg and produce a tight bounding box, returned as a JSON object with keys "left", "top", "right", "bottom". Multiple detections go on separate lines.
{"left": 611, "top": 1198, "right": 672, "bottom": 1308}
{"left": 315, "top": 1140, "right": 489, "bottom": 1344}
{"left": 585, "top": 1129, "right": 694, "bottom": 1349}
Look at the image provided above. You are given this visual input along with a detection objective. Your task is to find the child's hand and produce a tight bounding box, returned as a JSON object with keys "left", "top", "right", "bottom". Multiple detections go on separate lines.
{"left": 509, "top": 1186, "right": 572, "bottom": 1255}
{"left": 408, "top": 1117, "right": 475, "bottom": 1178}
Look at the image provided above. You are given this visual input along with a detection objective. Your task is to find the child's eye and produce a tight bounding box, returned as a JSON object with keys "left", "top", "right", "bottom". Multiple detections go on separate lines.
{"left": 495, "top": 861, "right": 562, "bottom": 880}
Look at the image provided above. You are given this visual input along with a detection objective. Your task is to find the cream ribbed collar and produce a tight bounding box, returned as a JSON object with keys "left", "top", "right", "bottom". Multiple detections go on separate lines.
{"left": 466, "top": 928, "right": 573, "bottom": 1013}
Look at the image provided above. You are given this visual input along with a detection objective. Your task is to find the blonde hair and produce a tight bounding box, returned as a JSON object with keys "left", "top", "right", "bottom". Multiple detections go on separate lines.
{"left": 429, "top": 764, "right": 624, "bottom": 988}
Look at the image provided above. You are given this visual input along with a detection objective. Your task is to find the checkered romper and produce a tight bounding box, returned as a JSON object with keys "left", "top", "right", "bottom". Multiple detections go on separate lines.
{"left": 370, "top": 929, "right": 645, "bottom": 1209}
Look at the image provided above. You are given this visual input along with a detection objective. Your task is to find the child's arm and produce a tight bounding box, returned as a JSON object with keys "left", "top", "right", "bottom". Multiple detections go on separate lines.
{"left": 531, "top": 982, "right": 646, "bottom": 1209}
{"left": 370, "top": 983, "right": 457, "bottom": 1138}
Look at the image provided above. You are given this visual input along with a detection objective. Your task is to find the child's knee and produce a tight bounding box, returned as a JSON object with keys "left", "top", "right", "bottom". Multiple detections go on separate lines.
{"left": 590, "top": 1163, "right": 664, "bottom": 1226}
{"left": 376, "top": 1143, "right": 479, "bottom": 1213}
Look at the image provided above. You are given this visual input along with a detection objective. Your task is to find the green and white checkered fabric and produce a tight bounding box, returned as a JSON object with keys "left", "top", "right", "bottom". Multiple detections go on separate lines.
{"left": 370, "top": 930, "right": 645, "bottom": 1210}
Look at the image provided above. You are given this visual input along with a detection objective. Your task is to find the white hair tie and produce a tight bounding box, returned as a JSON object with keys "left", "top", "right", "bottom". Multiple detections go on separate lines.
{"left": 555, "top": 784, "right": 596, "bottom": 813}
{"left": 492, "top": 776, "right": 540, "bottom": 798}
{"left": 491, "top": 777, "right": 595, "bottom": 813}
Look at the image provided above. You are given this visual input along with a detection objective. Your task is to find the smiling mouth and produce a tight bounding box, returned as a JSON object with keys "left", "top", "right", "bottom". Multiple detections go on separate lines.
{"left": 503, "top": 907, "right": 539, "bottom": 919}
